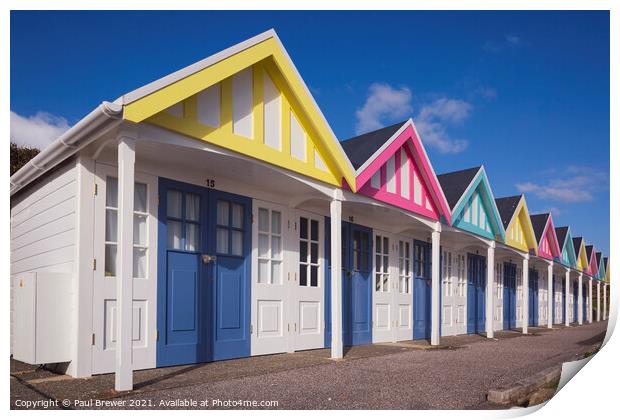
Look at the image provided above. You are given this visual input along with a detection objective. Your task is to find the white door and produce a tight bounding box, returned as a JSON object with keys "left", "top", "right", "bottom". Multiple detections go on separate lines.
{"left": 539, "top": 281, "right": 548, "bottom": 326}
{"left": 92, "top": 163, "right": 157, "bottom": 374}
{"left": 554, "top": 277, "right": 563, "bottom": 323}
{"left": 373, "top": 232, "right": 394, "bottom": 343}
{"left": 441, "top": 249, "right": 467, "bottom": 336}
{"left": 251, "top": 201, "right": 289, "bottom": 355}
{"left": 441, "top": 249, "right": 455, "bottom": 336}
{"left": 395, "top": 238, "right": 413, "bottom": 341}
{"left": 516, "top": 267, "right": 523, "bottom": 328}
{"left": 494, "top": 262, "right": 504, "bottom": 331}
{"left": 291, "top": 211, "right": 324, "bottom": 351}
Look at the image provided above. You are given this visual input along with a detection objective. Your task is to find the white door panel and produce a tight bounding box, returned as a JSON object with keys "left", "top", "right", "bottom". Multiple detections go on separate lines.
{"left": 442, "top": 249, "right": 467, "bottom": 336}
{"left": 292, "top": 210, "right": 324, "bottom": 351}
{"left": 92, "top": 163, "right": 157, "bottom": 374}
{"left": 251, "top": 201, "right": 289, "bottom": 355}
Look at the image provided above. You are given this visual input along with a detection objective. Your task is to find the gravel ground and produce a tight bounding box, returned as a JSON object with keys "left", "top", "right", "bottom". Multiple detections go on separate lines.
{"left": 11, "top": 321, "right": 607, "bottom": 410}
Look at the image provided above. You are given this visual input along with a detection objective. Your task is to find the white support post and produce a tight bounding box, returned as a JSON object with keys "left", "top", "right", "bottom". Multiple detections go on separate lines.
{"left": 589, "top": 278, "right": 593, "bottom": 323}
{"left": 603, "top": 282, "right": 607, "bottom": 320}
{"left": 578, "top": 273, "right": 583, "bottom": 325}
{"left": 547, "top": 262, "right": 553, "bottom": 329}
{"left": 330, "top": 194, "right": 343, "bottom": 359}
{"left": 486, "top": 242, "right": 495, "bottom": 339}
{"left": 71, "top": 155, "right": 95, "bottom": 378}
{"left": 115, "top": 135, "right": 135, "bottom": 391}
{"left": 565, "top": 269, "right": 570, "bottom": 326}
{"left": 431, "top": 224, "right": 441, "bottom": 346}
{"left": 597, "top": 281, "right": 601, "bottom": 322}
{"left": 522, "top": 256, "right": 529, "bottom": 334}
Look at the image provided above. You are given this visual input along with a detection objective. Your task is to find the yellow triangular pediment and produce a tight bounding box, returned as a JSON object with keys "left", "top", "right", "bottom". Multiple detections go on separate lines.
{"left": 504, "top": 197, "right": 537, "bottom": 254}
{"left": 121, "top": 33, "right": 354, "bottom": 190}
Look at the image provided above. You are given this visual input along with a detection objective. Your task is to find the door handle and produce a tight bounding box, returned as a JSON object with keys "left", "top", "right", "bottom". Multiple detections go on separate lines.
{"left": 202, "top": 254, "right": 217, "bottom": 264}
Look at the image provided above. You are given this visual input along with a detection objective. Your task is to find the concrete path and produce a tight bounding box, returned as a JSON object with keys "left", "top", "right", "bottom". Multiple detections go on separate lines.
{"left": 11, "top": 321, "right": 607, "bottom": 410}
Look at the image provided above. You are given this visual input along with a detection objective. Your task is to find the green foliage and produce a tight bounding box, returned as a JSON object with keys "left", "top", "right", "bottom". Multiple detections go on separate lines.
{"left": 10, "top": 142, "right": 40, "bottom": 176}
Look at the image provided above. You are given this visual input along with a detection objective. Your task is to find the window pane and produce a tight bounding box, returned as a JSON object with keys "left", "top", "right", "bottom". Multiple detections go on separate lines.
{"left": 133, "top": 248, "right": 146, "bottom": 278}
{"left": 271, "top": 261, "right": 281, "bottom": 285}
{"left": 376, "top": 235, "right": 382, "bottom": 253}
{"left": 310, "top": 220, "right": 318, "bottom": 241}
{"left": 106, "top": 209, "right": 118, "bottom": 242}
{"left": 300, "top": 217, "right": 308, "bottom": 239}
{"left": 167, "top": 221, "right": 182, "bottom": 250}
{"left": 167, "top": 190, "right": 182, "bottom": 218}
{"left": 134, "top": 183, "right": 147, "bottom": 212}
{"left": 133, "top": 214, "right": 147, "bottom": 246}
{"left": 185, "top": 193, "right": 200, "bottom": 221}
{"left": 106, "top": 177, "right": 118, "bottom": 208}
{"left": 217, "top": 228, "right": 229, "bottom": 254}
{"left": 231, "top": 230, "right": 243, "bottom": 256}
{"left": 383, "top": 256, "right": 389, "bottom": 272}
{"left": 310, "top": 243, "right": 318, "bottom": 264}
{"left": 299, "top": 265, "right": 307, "bottom": 286}
{"left": 375, "top": 274, "right": 381, "bottom": 291}
{"left": 383, "top": 237, "right": 388, "bottom": 254}
{"left": 217, "top": 201, "right": 229, "bottom": 226}
{"left": 258, "top": 233, "right": 269, "bottom": 258}
{"left": 383, "top": 275, "right": 389, "bottom": 292}
{"left": 271, "top": 211, "right": 281, "bottom": 234}
{"left": 105, "top": 244, "right": 117, "bottom": 277}
{"left": 258, "top": 260, "right": 269, "bottom": 284}
{"left": 186, "top": 223, "right": 199, "bottom": 251}
{"left": 300, "top": 241, "right": 308, "bottom": 263}
{"left": 271, "top": 236, "right": 281, "bottom": 259}
{"left": 258, "top": 208, "right": 269, "bottom": 232}
{"left": 231, "top": 203, "right": 243, "bottom": 228}
{"left": 310, "top": 266, "right": 318, "bottom": 287}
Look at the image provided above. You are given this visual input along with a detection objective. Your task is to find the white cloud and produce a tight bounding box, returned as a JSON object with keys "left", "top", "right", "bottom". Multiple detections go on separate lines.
{"left": 355, "top": 83, "right": 472, "bottom": 154}
{"left": 10, "top": 111, "right": 70, "bottom": 150}
{"left": 516, "top": 166, "right": 608, "bottom": 203}
{"left": 532, "top": 207, "right": 562, "bottom": 217}
{"left": 355, "top": 83, "right": 412, "bottom": 134}
{"left": 415, "top": 98, "right": 471, "bottom": 154}
{"left": 483, "top": 34, "right": 522, "bottom": 53}
{"left": 505, "top": 34, "right": 521, "bottom": 45}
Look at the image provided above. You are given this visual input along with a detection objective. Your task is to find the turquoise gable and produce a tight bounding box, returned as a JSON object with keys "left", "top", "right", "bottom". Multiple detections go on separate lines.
{"left": 561, "top": 229, "right": 577, "bottom": 268}
{"left": 452, "top": 170, "right": 505, "bottom": 241}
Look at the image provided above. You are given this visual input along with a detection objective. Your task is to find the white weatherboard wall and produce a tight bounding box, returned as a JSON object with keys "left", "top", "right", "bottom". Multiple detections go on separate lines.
{"left": 10, "top": 160, "right": 78, "bottom": 354}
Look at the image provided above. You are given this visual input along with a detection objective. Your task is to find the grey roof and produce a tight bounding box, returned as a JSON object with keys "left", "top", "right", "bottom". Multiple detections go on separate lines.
{"left": 604, "top": 257, "right": 609, "bottom": 270}
{"left": 494, "top": 195, "right": 522, "bottom": 229}
{"left": 530, "top": 213, "right": 550, "bottom": 243}
{"left": 555, "top": 226, "right": 569, "bottom": 250}
{"left": 585, "top": 245, "right": 594, "bottom": 262}
{"left": 437, "top": 166, "right": 481, "bottom": 210}
{"left": 573, "top": 237, "right": 583, "bottom": 255}
{"left": 596, "top": 252, "right": 602, "bottom": 267}
{"left": 340, "top": 121, "right": 407, "bottom": 170}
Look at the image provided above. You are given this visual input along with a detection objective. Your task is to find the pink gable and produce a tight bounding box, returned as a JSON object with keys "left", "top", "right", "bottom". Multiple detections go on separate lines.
{"left": 588, "top": 247, "right": 598, "bottom": 276}
{"left": 355, "top": 123, "right": 451, "bottom": 223}
{"left": 537, "top": 216, "right": 561, "bottom": 260}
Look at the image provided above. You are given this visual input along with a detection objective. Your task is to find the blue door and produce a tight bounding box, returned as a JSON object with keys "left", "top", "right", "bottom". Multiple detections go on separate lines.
{"left": 562, "top": 280, "right": 566, "bottom": 323}
{"left": 573, "top": 281, "right": 578, "bottom": 322}
{"left": 503, "top": 263, "right": 517, "bottom": 330}
{"left": 209, "top": 190, "right": 251, "bottom": 360}
{"left": 157, "top": 178, "right": 251, "bottom": 367}
{"left": 528, "top": 268, "right": 539, "bottom": 326}
{"left": 582, "top": 283, "right": 587, "bottom": 321}
{"left": 467, "top": 253, "right": 486, "bottom": 334}
{"left": 324, "top": 220, "right": 372, "bottom": 347}
{"left": 413, "top": 240, "right": 431, "bottom": 339}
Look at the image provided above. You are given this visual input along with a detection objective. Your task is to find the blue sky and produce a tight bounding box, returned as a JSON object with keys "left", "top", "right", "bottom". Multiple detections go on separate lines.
{"left": 10, "top": 10, "right": 610, "bottom": 256}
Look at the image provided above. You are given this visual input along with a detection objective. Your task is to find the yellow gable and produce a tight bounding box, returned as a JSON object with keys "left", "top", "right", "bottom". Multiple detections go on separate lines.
{"left": 122, "top": 35, "right": 355, "bottom": 189}
{"left": 504, "top": 198, "right": 537, "bottom": 254}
